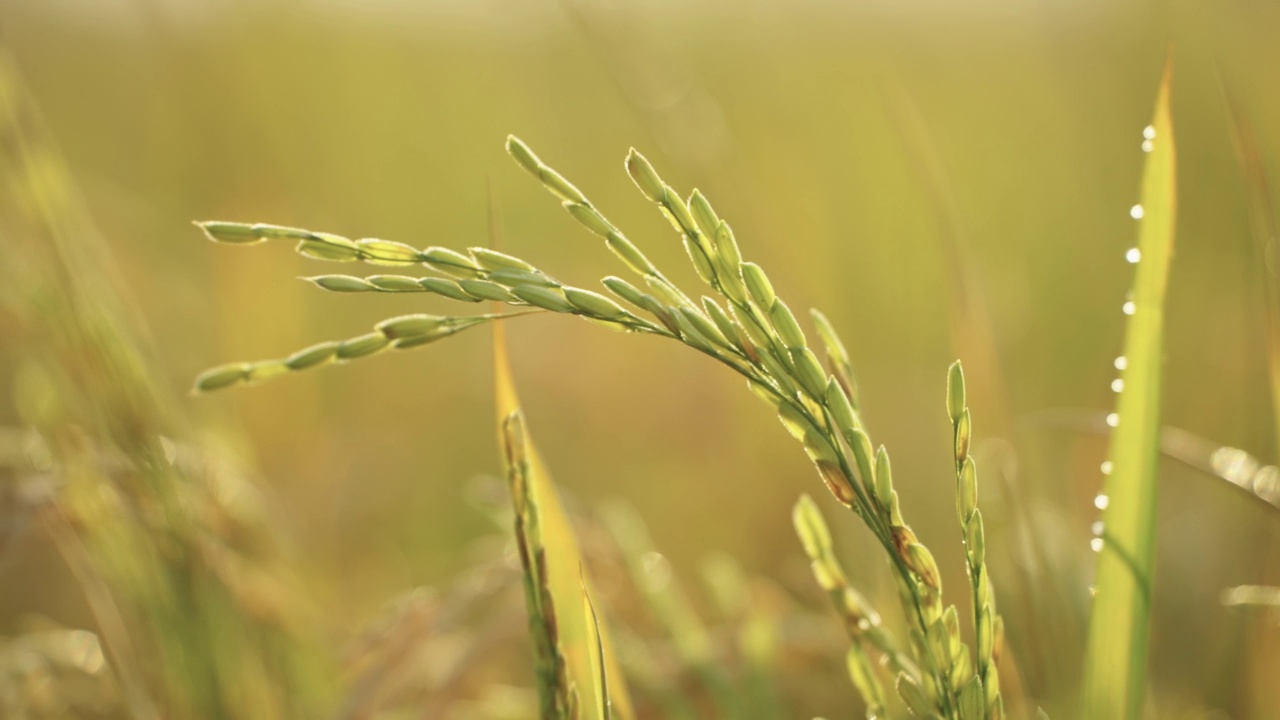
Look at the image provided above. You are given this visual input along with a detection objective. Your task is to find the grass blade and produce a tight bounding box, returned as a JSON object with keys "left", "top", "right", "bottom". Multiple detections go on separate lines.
{"left": 602, "top": 502, "right": 743, "bottom": 719}
{"left": 1219, "top": 80, "right": 1280, "bottom": 455}
{"left": 1081, "top": 63, "right": 1177, "bottom": 719}
{"left": 493, "top": 298, "right": 634, "bottom": 720}
{"left": 0, "top": 53, "right": 331, "bottom": 720}
{"left": 582, "top": 570, "right": 612, "bottom": 720}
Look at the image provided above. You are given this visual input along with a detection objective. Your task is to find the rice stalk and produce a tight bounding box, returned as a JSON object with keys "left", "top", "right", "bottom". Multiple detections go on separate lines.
{"left": 501, "top": 409, "right": 576, "bottom": 719}
{"left": 947, "top": 362, "right": 1003, "bottom": 718}
{"left": 883, "top": 85, "right": 1040, "bottom": 709}
{"left": 791, "top": 493, "right": 914, "bottom": 718}
{"left": 602, "top": 503, "right": 742, "bottom": 719}
{"left": 700, "top": 554, "right": 784, "bottom": 718}
{"left": 0, "top": 53, "right": 330, "bottom": 719}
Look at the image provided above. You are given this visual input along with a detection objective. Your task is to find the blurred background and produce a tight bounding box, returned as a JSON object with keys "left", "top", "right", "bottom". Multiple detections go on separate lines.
{"left": 1, "top": 0, "right": 1278, "bottom": 717}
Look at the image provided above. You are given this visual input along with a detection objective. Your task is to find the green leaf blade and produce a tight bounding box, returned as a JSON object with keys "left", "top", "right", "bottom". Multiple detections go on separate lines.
{"left": 1081, "top": 65, "right": 1176, "bottom": 720}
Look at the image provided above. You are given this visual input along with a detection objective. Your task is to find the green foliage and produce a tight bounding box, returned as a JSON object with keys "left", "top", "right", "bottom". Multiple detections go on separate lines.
{"left": 1081, "top": 67, "right": 1177, "bottom": 720}
{"left": 0, "top": 54, "right": 330, "bottom": 720}
{"left": 7, "top": 9, "right": 1280, "bottom": 716}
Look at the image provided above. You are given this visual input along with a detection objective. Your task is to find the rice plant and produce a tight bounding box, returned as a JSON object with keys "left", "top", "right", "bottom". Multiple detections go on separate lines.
{"left": 195, "top": 131, "right": 1026, "bottom": 719}
{"left": 0, "top": 54, "right": 330, "bottom": 720}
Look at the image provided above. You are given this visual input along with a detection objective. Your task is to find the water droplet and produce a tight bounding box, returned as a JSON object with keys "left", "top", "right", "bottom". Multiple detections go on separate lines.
{"left": 1089, "top": 585, "right": 1099, "bottom": 597}
{"left": 1252, "top": 466, "right": 1280, "bottom": 504}
{"left": 1106, "top": 413, "right": 1119, "bottom": 427}
{"left": 1095, "top": 493, "right": 1110, "bottom": 510}
{"left": 1114, "top": 356, "right": 1127, "bottom": 370}
{"left": 1091, "top": 537, "right": 1105, "bottom": 552}
{"left": 1111, "top": 378, "right": 1125, "bottom": 393}
{"left": 1091, "top": 520, "right": 1105, "bottom": 536}
{"left": 1126, "top": 248, "right": 1141, "bottom": 263}
{"left": 1211, "top": 446, "right": 1257, "bottom": 486}
{"left": 1130, "top": 204, "right": 1145, "bottom": 219}
{"left": 1122, "top": 301, "right": 1136, "bottom": 316}
{"left": 1142, "top": 139, "right": 1154, "bottom": 153}
{"left": 1101, "top": 460, "right": 1114, "bottom": 474}
{"left": 1143, "top": 125, "right": 1156, "bottom": 140}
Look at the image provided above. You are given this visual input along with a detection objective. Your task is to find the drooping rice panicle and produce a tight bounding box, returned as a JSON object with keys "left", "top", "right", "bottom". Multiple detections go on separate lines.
{"left": 792, "top": 494, "right": 917, "bottom": 716}
{"left": 193, "top": 313, "right": 506, "bottom": 393}
{"left": 195, "top": 135, "right": 1007, "bottom": 719}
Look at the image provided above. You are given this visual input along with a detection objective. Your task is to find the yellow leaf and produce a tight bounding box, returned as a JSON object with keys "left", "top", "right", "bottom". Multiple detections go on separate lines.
{"left": 493, "top": 318, "right": 633, "bottom": 720}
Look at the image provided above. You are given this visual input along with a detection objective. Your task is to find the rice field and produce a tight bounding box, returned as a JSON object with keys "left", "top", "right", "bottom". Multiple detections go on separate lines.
{"left": 1, "top": 2, "right": 1278, "bottom": 718}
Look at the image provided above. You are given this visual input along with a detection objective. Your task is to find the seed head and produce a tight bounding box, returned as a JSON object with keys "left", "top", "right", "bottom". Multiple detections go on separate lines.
{"left": 284, "top": 341, "right": 339, "bottom": 370}
{"left": 196, "top": 221, "right": 262, "bottom": 245}
{"left": 874, "top": 445, "right": 893, "bottom": 510}
{"left": 375, "top": 314, "right": 448, "bottom": 341}
{"left": 688, "top": 189, "right": 720, "bottom": 239}
{"left": 309, "top": 275, "right": 374, "bottom": 293}
{"left": 458, "top": 279, "right": 517, "bottom": 303}
{"left": 565, "top": 202, "right": 615, "bottom": 237}
{"left": 356, "top": 238, "right": 422, "bottom": 266}
{"left": 769, "top": 299, "right": 806, "bottom": 349}
{"left": 506, "top": 135, "right": 540, "bottom": 175}
{"left": 624, "top": 148, "right": 665, "bottom": 204}
{"left": 947, "top": 360, "right": 966, "bottom": 424}
{"left": 791, "top": 494, "right": 832, "bottom": 558}
{"left": 955, "top": 408, "right": 971, "bottom": 465}
{"left": 742, "top": 262, "right": 776, "bottom": 309}
{"left": 367, "top": 275, "right": 426, "bottom": 292}
{"left": 336, "top": 332, "right": 391, "bottom": 360}
{"left": 815, "top": 460, "right": 857, "bottom": 507}
{"left": 904, "top": 543, "right": 942, "bottom": 590}
{"left": 958, "top": 457, "right": 978, "bottom": 522}
{"left": 511, "top": 285, "right": 574, "bottom": 313}
{"left": 420, "top": 277, "right": 481, "bottom": 302}
{"left": 298, "top": 233, "right": 360, "bottom": 262}
{"left": 967, "top": 508, "right": 986, "bottom": 567}
{"left": 603, "top": 231, "right": 652, "bottom": 276}
{"left": 564, "top": 288, "right": 628, "bottom": 321}
{"left": 470, "top": 247, "right": 537, "bottom": 273}
{"left": 193, "top": 362, "right": 251, "bottom": 392}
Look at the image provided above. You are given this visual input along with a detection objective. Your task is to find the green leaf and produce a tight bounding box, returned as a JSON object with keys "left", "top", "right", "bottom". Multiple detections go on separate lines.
{"left": 1081, "top": 64, "right": 1176, "bottom": 720}
{"left": 1220, "top": 83, "right": 1280, "bottom": 459}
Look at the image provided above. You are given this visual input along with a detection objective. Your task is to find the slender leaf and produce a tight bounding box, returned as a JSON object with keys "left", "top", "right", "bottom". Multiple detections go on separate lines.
{"left": 1081, "top": 64, "right": 1176, "bottom": 719}
{"left": 1219, "top": 81, "right": 1280, "bottom": 454}
{"left": 582, "top": 571, "right": 611, "bottom": 720}
{"left": 493, "top": 316, "right": 634, "bottom": 719}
